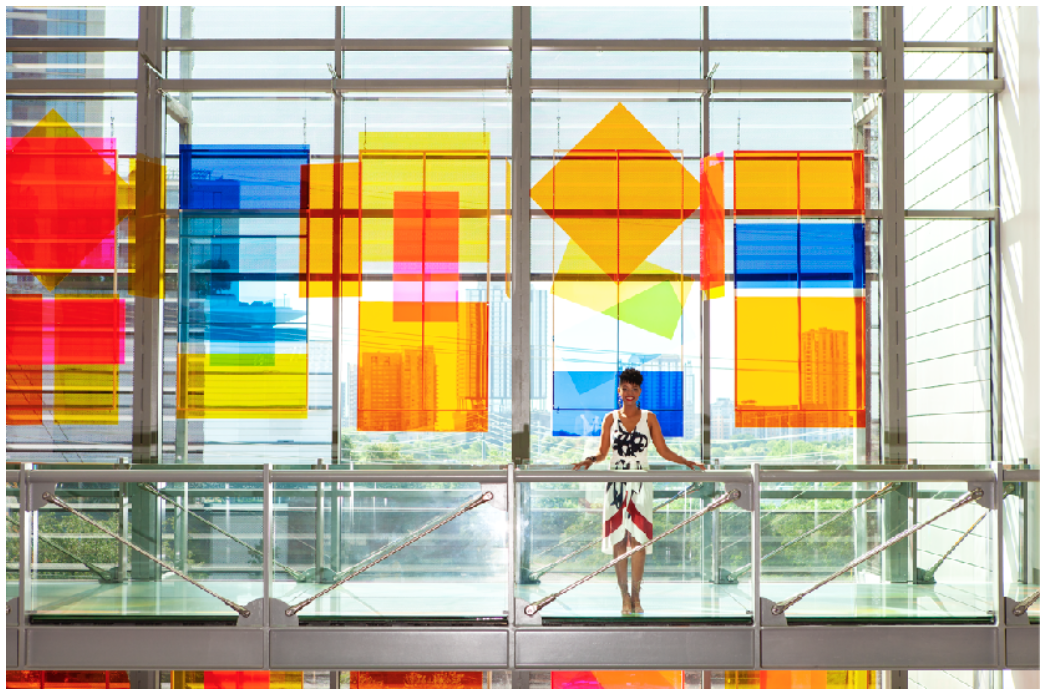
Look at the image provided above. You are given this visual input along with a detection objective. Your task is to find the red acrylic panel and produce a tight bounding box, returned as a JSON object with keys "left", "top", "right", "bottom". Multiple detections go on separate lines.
{"left": 54, "top": 297, "right": 126, "bottom": 366}
{"left": 552, "top": 671, "right": 684, "bottom": 689}
{"left": 349, "top": 672, "right": 483, "bottom": 689}
{"left": 6, "top": 295, "right": 43, "bottom": 425}
{"left": 700, "top": 152, "right": 725, "bottom": 300}
{"left": 203, "top": 671, "right": 272, "bottom": 689}
{"left": 393, "top": 191, "right": 461, "bottom": 323}
{"left": 6, "top": 136, "right": 118, "bottom": 289}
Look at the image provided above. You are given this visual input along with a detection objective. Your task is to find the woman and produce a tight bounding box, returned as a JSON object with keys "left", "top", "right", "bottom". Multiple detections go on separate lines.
{"left": 572, "top": 368, "right": 705, "bottom": 615}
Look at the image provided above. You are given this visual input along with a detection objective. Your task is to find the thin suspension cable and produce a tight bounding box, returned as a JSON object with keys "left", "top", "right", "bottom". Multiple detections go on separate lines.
{"left": 42, "top": 492, "right": 251, "bottom": 618}
{"left": 773, "top": 489, "right": 984, "bottom": 615}
{"left": 137, "top": 483, "right": 305, "bottom": 582}
{"left": 1013, "top": 591, "right": 1039, "bottom": 617}
{"left": 524, "top": 489, "right": 741, "bottom": 617}
{"left": 528, "top": 483, "right": 698, "bottom": 579}
{"left": 729, "top": 482, "right": 898, "bottom": 580}
{"left": 923, "top": 508, "right": 988, "bottom": 577}
{"left": 286, "top": 490, "right": 494, "bottom": 617}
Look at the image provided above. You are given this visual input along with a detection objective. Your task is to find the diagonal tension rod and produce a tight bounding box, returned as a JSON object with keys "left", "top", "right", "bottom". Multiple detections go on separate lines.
{"left": 727, "top": 482, "right": 899, "bottom": 581}
{"left": 772, "top": 488, "right": 984, "bottom": 615}
{"left": 285, "top": 490, "right": 495, "bottom": 617}
{"left": 1013, "top": 591, "right": 1039, "bottom": 617}
{"left": 137, "top": 483, "right": 306, "bottom": 582}
{"left": 528, "top": 483, "right": 700, "bottom": 581}
{"left": 524, "top": 489, "right": 742, "bottom": 617}
{"left": 42, "top": 491, "right": 251, "bottom": 618}
{"left": 7, "top": 514, "right": 117, "bottom": 583}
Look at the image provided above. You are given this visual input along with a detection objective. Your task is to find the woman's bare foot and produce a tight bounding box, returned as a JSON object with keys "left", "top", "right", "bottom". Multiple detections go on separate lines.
{"left": 621, "top": 596, "right": 633, "bottom": 615}
{"left": 631, "top": 596, "right": 644, "bottom": 614}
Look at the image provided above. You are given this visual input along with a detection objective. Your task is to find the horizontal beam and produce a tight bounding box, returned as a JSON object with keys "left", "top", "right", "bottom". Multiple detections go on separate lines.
{"left": 162, "top": 38, "right": 511, "bottom": 51}
{"left": 761, "top": 626, "right": 998, "bottom": 669}
{"left": 905, "top": 209, "right": 998, "bottom": 219}
{"left": 159, "top": 78, "right": 510, "bottom": 93}
{"left": 532, "top": 78, "right": 885, "bottom": 93}
{"left": 5, "top": 38, "right": 137, "bottom": 52}
{"left": 270, "top": 469, "right": 507, "bottom": 484}
{"left": 904, "top": 41, "right": 995, "bottom": 52}
{"left": 25, "top": 627, "right": 264, "bottom": 670}
{"left": 533, "top": 39, "right": 880, "bottom": 52}
{"left": 516, "top": 627, "right": 755, "bottom": 669}
{"left": 27, "top": 470, "right": 263, "bottom": 484}
{"left": 1001, "top": 469, "right": 1040, "bottom": 482}
{"left": 270, "top": 628, "right": 509, "bottom": 670}
{"left": 1005, "top": 626, "right": 1040, "bottom": 668}
{"left": 759, "top": 469, "right": 995, "bottom": 483}
{"left": 904, "top": 79, "right": 1003, "bottom": 93}
{"left": 5, "top": 79, "right": 137, "bottom": 94}
{"left": 515, "top": 469, "right": 751, "bottom": 484}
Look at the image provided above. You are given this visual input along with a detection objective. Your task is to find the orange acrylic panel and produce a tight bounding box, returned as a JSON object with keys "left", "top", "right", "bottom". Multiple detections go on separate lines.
{"left": 725, "top": 671, "right": 876, "bottom": 690}
{"left": 299, "top": 162, "right": 361, "bottom": 298}
{"left": 348, "top": 672, "right": 483, "bottom": 689}
{"left": 358, "top": 302, "right": 487, "bottom": 432}
{"left": 701, "top": 152, "right": 725, "bottom": 300}
{"left": 356, "top": 132, "right": 490, "bottom": 433}
{"left": 734, "top": 151, "right": 864, "bottom": 216}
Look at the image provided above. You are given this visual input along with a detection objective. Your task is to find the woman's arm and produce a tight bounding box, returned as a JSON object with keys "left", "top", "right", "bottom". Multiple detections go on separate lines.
{"left": 648, "top": 412, "right": 705, "bottom": 470}
{"left": 572, "top": 413, "right": 614, "bottom": 470}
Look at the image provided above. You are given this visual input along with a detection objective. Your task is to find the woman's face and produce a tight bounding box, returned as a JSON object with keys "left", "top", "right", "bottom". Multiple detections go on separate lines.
{"left": 618, "top": 381, "right": 641, "bottom": 406}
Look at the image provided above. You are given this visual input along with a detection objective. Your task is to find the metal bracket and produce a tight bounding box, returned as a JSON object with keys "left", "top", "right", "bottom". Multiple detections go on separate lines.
{"left": 718, "top": 568, "right": 740, "bottom": 585}
{"left": 481, "top": 483, "right": 508, "bottom": 512}
{"left": 28, "top": 482, "right": 56, "bottom": 512}
{"left": 515, "top": 597, "right": 541, "bottom": 626}
{"left": 761, "top": 596, "right": 787, "bottom": 627}
{"left": 298, "top": 567, "right": 337, "bottom": 584}
{"left": 970, "top": 480, "right": 996, "bottom": 509}
{"left": 1004, "top": 597, "right": 1030, "bottom": 626}
{"left": 236, "top": 598, "right": 299, "bottom": 628}
{"left": 6, "top": 597, "right": 19, "bottom": 626}
{"left": 915, "top": 567, "right": 936, "bottom": 585}
{"left": 731, "top": 483, "right": 756, "bottom": 512}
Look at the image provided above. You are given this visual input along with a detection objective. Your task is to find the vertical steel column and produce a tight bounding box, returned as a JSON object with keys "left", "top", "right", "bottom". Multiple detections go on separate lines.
{"left": 332, "top": 5, "right": 344, "bottom": 468}
{"left": 330, "top": 5, "right": 345, "bottom": 573}
{"left": 700, "top": 7, "right": 711, "bottom": 467}
{"left": 509, "top": 6, "right": 532, "bottom": 679}
{"left": 314, "top": 458, "right": 328, "bottom": 580}
{"left": 173, "top": 6, "right": 193, "bottom": 464}
{"left": 18, "top": 463, "right": 29, "bottom": 667}
{"left": 878, "top": 6, "right": 909, "bottom": 583}
{"left": 990, "top": 6, "right": 1003, "bottom": 463}
{"left": 262, "top": 463, "right": 272, "bottom": 667}
{"left": 130, "top": 6, "right": 166, "bottom": 580}
{"left": 751, "top": 463, "right": 762, "bottom": 669}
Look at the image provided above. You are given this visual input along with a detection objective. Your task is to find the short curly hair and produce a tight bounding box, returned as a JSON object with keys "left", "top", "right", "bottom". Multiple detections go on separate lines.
{"left": 619, "top": 367, "right": 643, "bottom": 387}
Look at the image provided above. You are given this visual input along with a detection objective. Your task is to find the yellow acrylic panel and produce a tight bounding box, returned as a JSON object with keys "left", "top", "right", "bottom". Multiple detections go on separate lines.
{"left": 299, "top": 162, "right": 361, "bottom": 298}
{"left": 736, "top": 296, "right": 800, "bottom": 415}
{"left": 53, "top": 365, "right": 118, "bottom": 425}
{"left": 176, "top": 353, "right": 308, "bottom": 419}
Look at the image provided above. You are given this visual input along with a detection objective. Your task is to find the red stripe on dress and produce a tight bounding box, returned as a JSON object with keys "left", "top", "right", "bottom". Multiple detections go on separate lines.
{"left": 604, "top": 505, "right": 624, "bottom": 538}
{"left": 626, "top": 499, "right": 654, "bottom": 540}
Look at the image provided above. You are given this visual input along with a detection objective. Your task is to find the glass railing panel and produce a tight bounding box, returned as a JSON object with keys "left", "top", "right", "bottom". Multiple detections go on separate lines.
{"left": 516, "top": 480, "right": 752, "bottom": 622}
{"left": 28, "top": 481, "right": 264, "bottom": 622}
{"left": 758, "top": 475, "right": 996, "bottom": 623}
{"left": 6, "top": 474, "right": 18, "bottom": 608}
{"left": 1003, "top": 473, "right": 1039, "bottom": 624}
{"left": 272, "top": 481, "right": 506, "bottom": 620}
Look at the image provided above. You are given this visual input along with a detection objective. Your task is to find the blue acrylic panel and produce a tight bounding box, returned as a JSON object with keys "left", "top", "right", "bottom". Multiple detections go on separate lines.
{"left": 552, "top": 370, "right": 684, "bottom": 437}
{"left": 179, "top": 145, "right": 310, "bottom": 210}
{"left": 735, "top": 221, "right": 799, "bottom": 289}
{"left": 799, "top": 222, "right": 865, "bottom": 289}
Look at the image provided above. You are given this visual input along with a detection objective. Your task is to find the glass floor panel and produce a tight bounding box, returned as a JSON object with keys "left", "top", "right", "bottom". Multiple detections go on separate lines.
{"left": 14, "top": 580, "right": 1001, "bottom": 624}
{"left": 517, "top": 582, "right": 752, "bottom": 622}
{"left": 758, "top": 582, "right": 995, "bottom": 623}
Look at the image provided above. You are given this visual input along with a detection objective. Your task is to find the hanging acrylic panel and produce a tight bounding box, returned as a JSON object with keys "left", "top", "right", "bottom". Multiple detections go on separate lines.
{"left": 355, "top": 132, "right": 490, "bottom": 432}
{"left": 177, "top": 145, "right": 310, "bottom": 419}
{"left": 700, "top": 152, "right": 725, "bottom": 300}
{"left": 734, "top": 219, "right": 865, "bottom": 428}
{"left": 551, "top": 671, "right": 684, "bottom": 689}
{"left": 532, "top": 104, "right": 698, "bottom": 436}
{"left": 6, "top": 111, "right": 132, "bottom": 427}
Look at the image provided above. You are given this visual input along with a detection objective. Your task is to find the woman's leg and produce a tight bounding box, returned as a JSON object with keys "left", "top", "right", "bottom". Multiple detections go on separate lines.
{"left": 629, "top": 536, "right": 646, "bottom": 614}
{"left": 614, "top": 535, "right": 631, "bottom": 614}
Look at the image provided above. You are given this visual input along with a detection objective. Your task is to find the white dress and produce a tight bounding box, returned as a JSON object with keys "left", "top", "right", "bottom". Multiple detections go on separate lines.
{"left": 601, "top": 409, "right": 655, "bottom": 554}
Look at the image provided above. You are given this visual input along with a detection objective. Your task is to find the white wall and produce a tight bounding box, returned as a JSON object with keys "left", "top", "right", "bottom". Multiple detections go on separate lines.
{"left": 998, "top": 6, "right": 1041, "bottom": 591}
